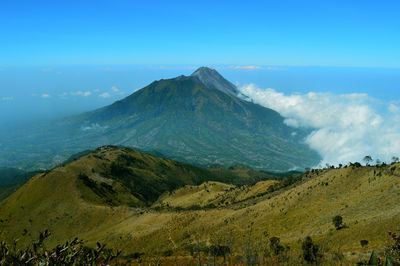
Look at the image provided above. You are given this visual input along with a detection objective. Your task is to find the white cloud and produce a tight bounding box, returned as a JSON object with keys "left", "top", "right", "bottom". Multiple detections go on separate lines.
{"left": 71, "top": 91, "right": 91, "bottom": 97}
{"left": 230, "top": 65, "right": 262, "bottom": 71}
{"left": 71, "top": 91, "right": 83, "bottom": 96}
{"left": 81, "top": 123, "right": 109, "bottom": 131}
{"left": 1, "top": 96, "right": 13, "bottom": 101}
{"left": 41, "top": 94, "right": 51, "bottom": 98}
{"left": 265, "top": 66, "right": 286, "bottom": 71}
{"left": 239, "top": 84, "right": 400, "bottom": 166}
{"left": 99, "top": 92, "right": 111, "bottom": 98}
{"left": 111, "top": 86, "right": 119, "bottom": 92}
{"left": 389, "top": 103, "right": 399, "bottom": 113}
{"left": 59, "top": 92, "right": 68, "bottom": 98}
{"left": 226, "top": 65, "right": 287, "bottom": 71}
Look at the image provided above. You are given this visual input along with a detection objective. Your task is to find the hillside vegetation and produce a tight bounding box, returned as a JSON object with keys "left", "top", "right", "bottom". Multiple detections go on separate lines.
{"left": 0, "top": 147, "right": 399, "bottom": 264}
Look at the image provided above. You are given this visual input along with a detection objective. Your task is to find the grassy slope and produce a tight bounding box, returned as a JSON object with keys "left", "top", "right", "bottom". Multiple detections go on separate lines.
{"left": 152, "top": 180, "right": 278, "bottom": 209}
{"left": 0, "top": 149, "right": 399, "bottom": 262}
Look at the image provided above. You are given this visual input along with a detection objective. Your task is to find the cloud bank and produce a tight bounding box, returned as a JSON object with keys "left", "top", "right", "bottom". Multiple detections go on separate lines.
{"left": 227, "top": 65, "right": 286, "bottom": 71}
{"left": 71, "top": 91, "right": 91, "bottom": 97}
{"left": 99, "top": 92, "right": 111, "bottom": 98}
{"left": 239, "top": 84, "right": 400, "bottom": 166}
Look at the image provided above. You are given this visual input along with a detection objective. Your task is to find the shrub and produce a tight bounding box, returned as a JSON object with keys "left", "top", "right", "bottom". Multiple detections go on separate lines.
{"left": 302, "top": 236, "right": 320, "bottom": 264}
{"left": 269, "top": 237, "right": 284, "bottom": 255}
{"left": 210, "top": 245, "right": 230, "bottom": 258}
{"left": 332, "top": 215, "right": 344, "bottom": 230}
{"left": 0, "top": 230, "right": 121, "bottom": 265}
{"left": 360, "top": 240, "right": 369, "bottom": 247}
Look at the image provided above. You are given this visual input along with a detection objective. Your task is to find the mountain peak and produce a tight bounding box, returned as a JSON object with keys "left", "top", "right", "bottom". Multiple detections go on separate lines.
{"left": 191, "top": 66, "right": 218, "bottom": 76}
{"left": 191, "top": 66, "right": 239, "bottom": 96}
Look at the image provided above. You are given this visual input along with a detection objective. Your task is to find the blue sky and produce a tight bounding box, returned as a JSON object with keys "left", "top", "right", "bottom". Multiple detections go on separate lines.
{"left": 1, "top": 0, "right": 400, "bottom": 67}
{"left": 1, "top": 0, "right": 400, "bottom": 165}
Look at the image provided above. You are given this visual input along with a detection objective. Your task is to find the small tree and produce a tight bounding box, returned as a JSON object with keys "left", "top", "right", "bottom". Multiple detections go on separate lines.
{"left": 363, "top": 156, "right": 373, "bottom": 166}
{"left": 332, "top": 215, "right": 343, "bottom": 230}
{"left": 269, "top": 237, "right": 284, "bottom": 255}
{"left": 302, "top": 236, "right": 320, "bottom": 264}
{"left": 392, "top": 156, "right": 399, "bottom": 163}
{"left": 210, "top": 245, "right": 230, "bottom": 264}
{"left": 360, "top": 240, "right": 369, "bottom": 247}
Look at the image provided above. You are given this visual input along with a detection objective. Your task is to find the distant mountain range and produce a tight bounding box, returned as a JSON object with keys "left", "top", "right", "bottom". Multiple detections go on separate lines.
{"left": 0, "top": 67, "right": 320, "bottom": 170}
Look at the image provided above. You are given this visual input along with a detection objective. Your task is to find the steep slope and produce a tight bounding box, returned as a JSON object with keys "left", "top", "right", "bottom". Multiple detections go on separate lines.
{"left": 0, "top": 149, "right": 399, "bottom": 263}
{"left": 0, "top": 67, "right": 320, "bottom": 171}
{"left": 191, "top": 66, "right": 239, "bottom": 96}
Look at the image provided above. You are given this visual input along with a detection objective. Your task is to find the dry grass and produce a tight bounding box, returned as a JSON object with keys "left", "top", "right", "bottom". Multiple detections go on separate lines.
{"left": 1, "top": 149, "right": 399, "bottom": 263}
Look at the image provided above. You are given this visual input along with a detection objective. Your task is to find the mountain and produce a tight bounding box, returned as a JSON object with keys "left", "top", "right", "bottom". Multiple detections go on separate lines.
{"left": 191, "top": 66, "right": 239, "bottom": 96}
{"left": 0, "top": 146, "right": 398, "bottom": 263}
{"left": 0, "top": 67, "right": 320, "bottom": 171}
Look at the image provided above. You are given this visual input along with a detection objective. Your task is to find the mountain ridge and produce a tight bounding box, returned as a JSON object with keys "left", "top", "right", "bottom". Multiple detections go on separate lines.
{"left": 0, "top": 146, "right": 398, "bottom": 263}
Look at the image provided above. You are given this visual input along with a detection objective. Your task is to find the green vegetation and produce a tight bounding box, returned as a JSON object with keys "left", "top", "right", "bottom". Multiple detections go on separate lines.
{"left": 360, "top": 239, "right": 369, "bottom": 247}
{"left": 363, "top": 155, "right": 373, "bottom": 166}
{"left": 332, "top": 215, "right": 344, "bottom": 230}
{"left": 0, "top": 230, "right": 120, "bottom": 265}
{"left": 302, "top": 236, "right": 321, "bottom": 264}
{"left": 269, "top": 236, "right": 284, "bottom": 255}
